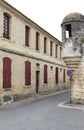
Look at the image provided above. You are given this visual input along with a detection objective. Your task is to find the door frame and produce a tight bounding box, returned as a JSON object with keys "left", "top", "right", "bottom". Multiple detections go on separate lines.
{"left": 36, "top": 71, "right": 40, "bottom": 94}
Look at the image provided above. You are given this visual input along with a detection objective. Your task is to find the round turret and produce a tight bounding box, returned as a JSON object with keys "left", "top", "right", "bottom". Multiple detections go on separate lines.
{"left": 61, "top": 12, "right": 84, "bottom": 70}
{"left": 62, "top": 12, "right": 84, "bottom": 25}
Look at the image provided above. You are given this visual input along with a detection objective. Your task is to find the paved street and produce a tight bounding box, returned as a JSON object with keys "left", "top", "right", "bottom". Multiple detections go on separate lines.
{"left": 0, "top": 90, "right": 84, "bottom": 130}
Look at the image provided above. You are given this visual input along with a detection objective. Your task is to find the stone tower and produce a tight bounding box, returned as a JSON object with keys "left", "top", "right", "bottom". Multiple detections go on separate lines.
{"left": 61, "top": 12, "right": 84, "bottom": 104}
{"left": 61, "top": 12, "right": 84, "bottom": 70}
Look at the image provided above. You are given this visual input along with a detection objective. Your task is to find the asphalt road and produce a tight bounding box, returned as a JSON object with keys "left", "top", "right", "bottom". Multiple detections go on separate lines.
{"left": 0, "top": 90, "right": 84, "bottom": 130}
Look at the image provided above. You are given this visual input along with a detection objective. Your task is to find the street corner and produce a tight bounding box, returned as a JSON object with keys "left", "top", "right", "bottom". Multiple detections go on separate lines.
{"left": 57, "top": 100, "right": 84, "bottom": 111}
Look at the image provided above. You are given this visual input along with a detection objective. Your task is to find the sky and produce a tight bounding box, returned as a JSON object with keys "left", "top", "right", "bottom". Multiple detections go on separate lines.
{"left": 5, "top": 0, "right": 84, "bottom": 41}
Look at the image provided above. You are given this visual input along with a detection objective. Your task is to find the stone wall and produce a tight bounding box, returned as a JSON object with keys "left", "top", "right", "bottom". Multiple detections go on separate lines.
{"left": 0, "top": 49, "right": 69, "bottom": 104}
{"left": 71, "top": 65, "right": 84, "bottom": 104}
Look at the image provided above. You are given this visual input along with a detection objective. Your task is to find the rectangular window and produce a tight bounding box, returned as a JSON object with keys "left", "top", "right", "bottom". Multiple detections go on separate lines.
{"left": 63, "top": 69, "right": 65, "bottom": 83}
{"left": 3, "top": 13, "right": 10, "bottom": 39}
{"left": 25, "top": 61, "right": 31, "bottom": 86}
{"left": 44, "top": 65, "right": 48, "bottom": 84}
{"left": 44, "top": 37, "right": 47, "bottom": 53}
{"left": 50, "top": 41, "right": 53, "bottom": 56}
{"left": 36, "top": 32, "right": 39, "bottom": 50}
{"left": 55, "top": 67, "right": 58, "bottom": 84}
{"left": 65, "top": 24, "right": 71, "bottom": 38}
{"left": 55, "top": 44, "right": 57, "bottom": 58}
{"left": 3, "top": 57, "right": 12, "bottom": 88}
{"left": 25, "top": 26, "right": 30, "bottom": 46}
{"left": 60, "top": 47, "right": 62, "bottom": 59}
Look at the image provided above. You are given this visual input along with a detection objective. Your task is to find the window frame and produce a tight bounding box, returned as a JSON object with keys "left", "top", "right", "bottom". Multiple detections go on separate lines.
{"left": 3, "top": 57, "right": 12, "bottom": 89}
{"left": 44, "top": 37, "right": 47, "bottom": 53}
{"left": 60, "top": 47, "right": 62, "bottom": 59}
{"left": 50, "top": 41, "right": 53, "bottom": 56}
{"left": 44, "top": 64, "right": 48, "bottom": 84}
{"left": 36, "top": 32, "right": 39, "bottom": 50}
{"left": 3, "top": 13, "right": 10, "bottom": 39}
{"left": 55, "top": 67, "right": 58, "bottom": 84}
{"left": 63, "top": 69, "right": 65, "bottom": 83}
{"left": 65, "top": 24, "right": 72, "bottom": 38}
{"left": 25, "top": 26, "right": 30, "bottom": 46}
{"left": 25, "top": 61, "right": 31, "bottom": 86}
{"left": 55, "top": 44, "right": 57, "bottom": 58}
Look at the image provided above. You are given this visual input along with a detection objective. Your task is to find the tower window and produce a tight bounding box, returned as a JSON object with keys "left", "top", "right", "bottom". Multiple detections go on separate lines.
{"left": 65, "top": 24, "right": 71, "bottom": 38}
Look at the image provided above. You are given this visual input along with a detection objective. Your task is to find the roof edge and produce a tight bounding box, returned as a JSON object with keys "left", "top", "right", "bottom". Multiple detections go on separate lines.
{"left": 2, "top": 0, "right": 61, "bottom": 45}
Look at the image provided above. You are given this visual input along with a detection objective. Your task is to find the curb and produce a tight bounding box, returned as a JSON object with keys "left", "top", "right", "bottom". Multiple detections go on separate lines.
{"left": 0, "top": 89, "right": 69, "bottom": 108}
{"left": 58, "top": 100, "right": 84, "bottom": 110}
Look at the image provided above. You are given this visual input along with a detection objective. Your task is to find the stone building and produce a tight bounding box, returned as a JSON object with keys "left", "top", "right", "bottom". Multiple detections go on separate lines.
{"left": 61, "top": 12, "right": 84, "bottom": 104}
{"left": 0, "top": 0, "right": 68, "bottom": 104}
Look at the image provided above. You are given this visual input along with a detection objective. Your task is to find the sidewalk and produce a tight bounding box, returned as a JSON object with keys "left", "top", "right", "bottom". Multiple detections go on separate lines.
{"left": 0, "top": 89, "right": 69, "bottom": 108}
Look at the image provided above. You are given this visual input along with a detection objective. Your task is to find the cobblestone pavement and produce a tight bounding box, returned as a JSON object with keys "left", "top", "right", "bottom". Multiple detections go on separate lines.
{"left": 0, "top": 90, "right": 84, "bottom": 130}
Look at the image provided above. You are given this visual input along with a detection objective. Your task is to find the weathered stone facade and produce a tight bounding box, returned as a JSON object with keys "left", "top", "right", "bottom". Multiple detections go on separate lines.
{"left": 71, "top": 65, "right": 84, "bottom": 104}
{"left": 61, "top": 12, "right": 84, "bottom": 104}
{"left": 61, "top": 12, "right": 84, "bottom": 70}
{"left": 0, "top": 1, "right": 69, "bottom": 104}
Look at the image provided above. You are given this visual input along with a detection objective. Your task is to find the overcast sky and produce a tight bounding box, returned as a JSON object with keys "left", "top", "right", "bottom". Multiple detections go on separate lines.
{"left": 5, "top": 0, "right": 84, "bottom": 41}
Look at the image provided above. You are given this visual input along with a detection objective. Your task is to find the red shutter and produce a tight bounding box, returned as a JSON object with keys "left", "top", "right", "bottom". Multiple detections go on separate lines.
{"left": 55, "top": 67, "right": 58, "bottom": 84}
{"left": 25, "top": 61, "right": 31, "bottom": 86}
{"left": 36, "top": 32, "right": 39, "bottom": 50}
{"left": 63, "top": 69, "right": 65, "bottom": 82}
{"left": 50, "top": 41, "right": 52, "bottom": 56}
{"left": 25, "top": 26, "right": 29, "bottom": 46}
{"left": 44, "top": 37, "right": 47, "bottom": 53}
{"left": 3, "top": 57, "right": 11, "bottom": 88}
{"left": 55, "top": 45, "right": 57, "bottom": 58}
{"left": 60, "top": 47, "right": 62, "bottom": 59}
{"left": 3, "top": 13, "right": 10, "bottom": 39}
{"left": 44, "top": 65, "right": 48, "bottom": 84}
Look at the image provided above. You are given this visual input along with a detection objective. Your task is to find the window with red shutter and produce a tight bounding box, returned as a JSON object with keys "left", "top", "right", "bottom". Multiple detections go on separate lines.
{"left": 50, "top": 41, "right": 53, "bottom": 56}
{"left": 3, "top": 57, "right": 12, "bottom": 89}
{"left": 25, "top": 26, "right": 30, "bottom": 46}
{"left": 25, "top": 61, "right": 31, "bottom": 86}
{"left": 55, "top": 67, "right": 58, "bottom": 84}
{"left": 44, "top": 65, "right": 48, "bottom": 84}
{"left": 36, "top": 32, "right": 39, "bottom": 50}
{"left": 44, "top": 37, "right": 47, "bottom": 53}
{"left": 55, "top": 45, "right": 57, "bottom": 58}
{"left": 3, "top": 13, "right": 10, "bottom": 39}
